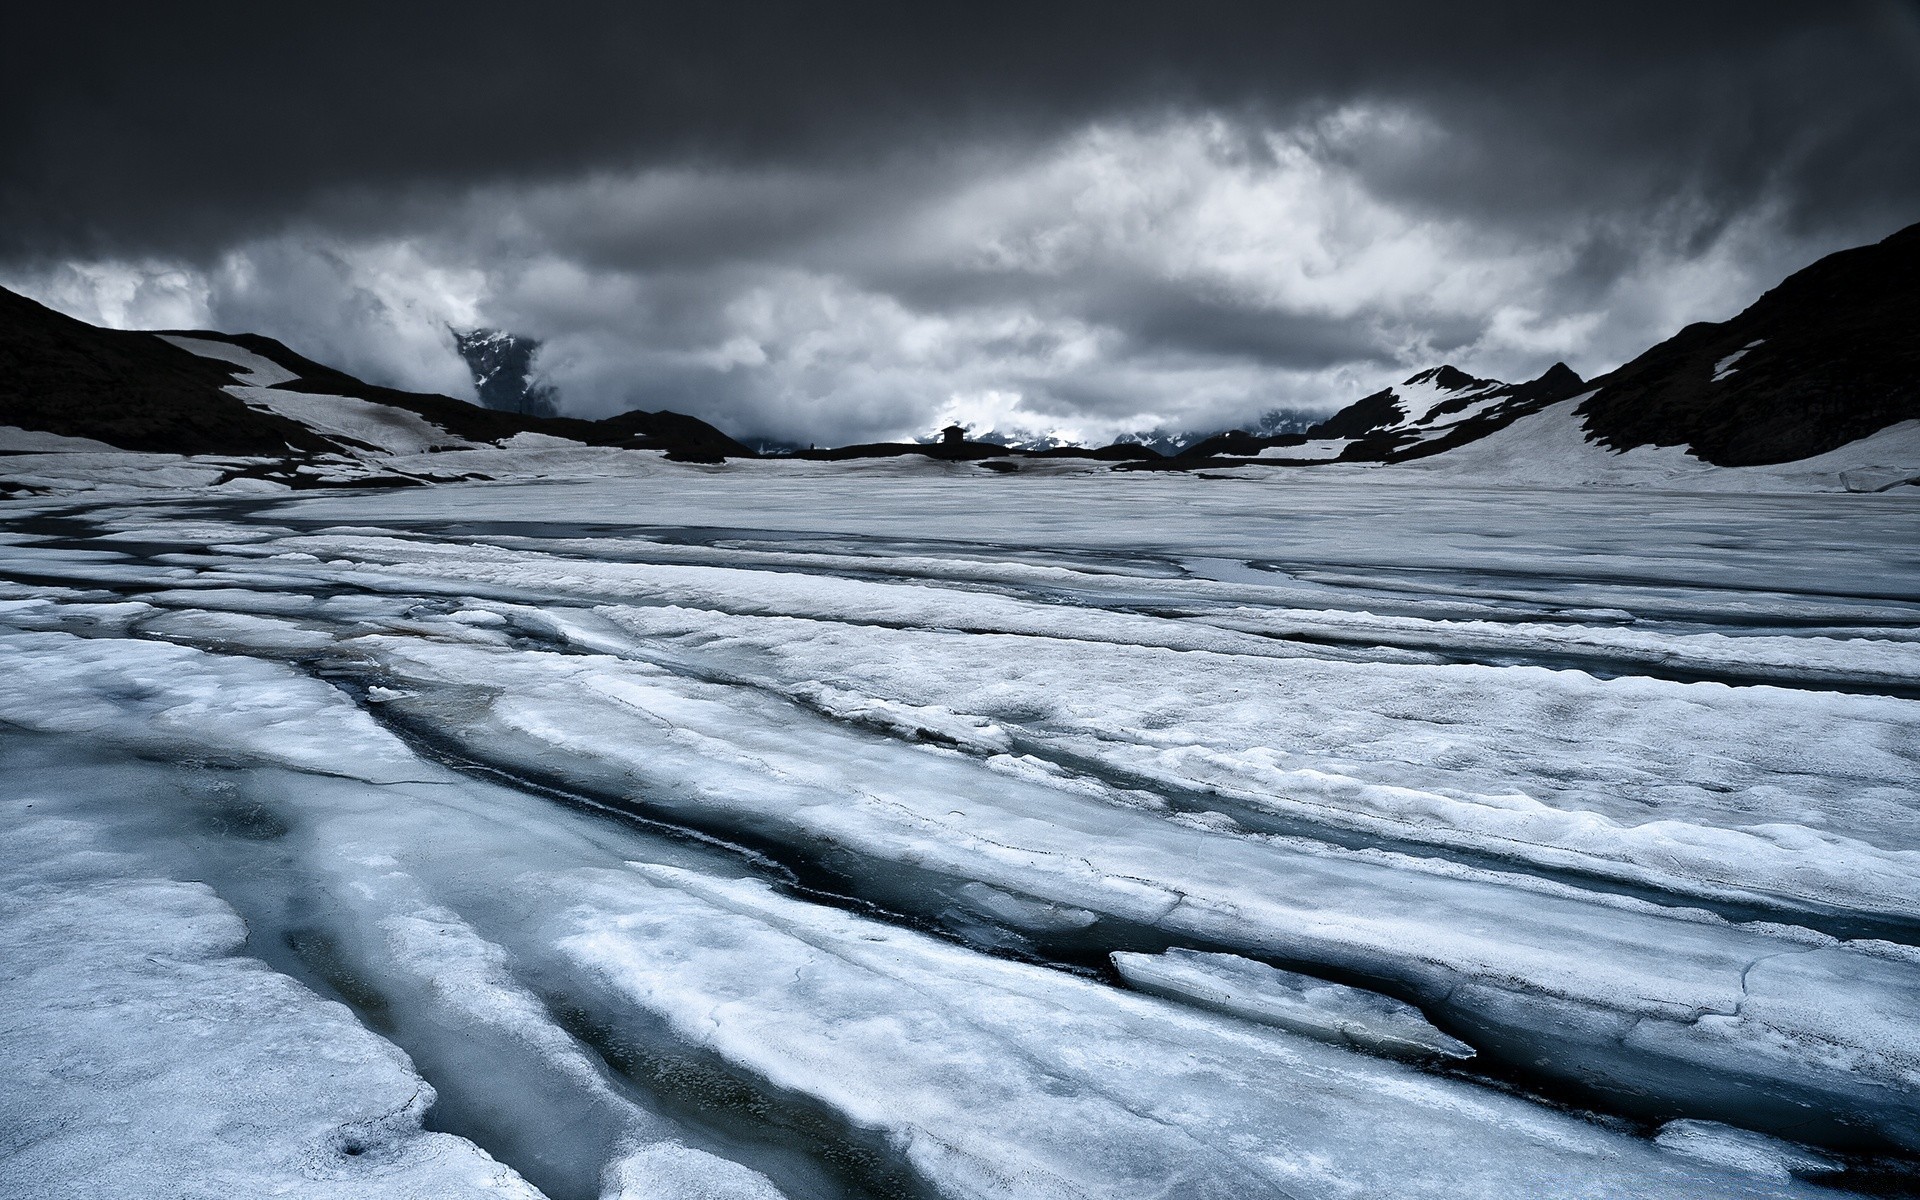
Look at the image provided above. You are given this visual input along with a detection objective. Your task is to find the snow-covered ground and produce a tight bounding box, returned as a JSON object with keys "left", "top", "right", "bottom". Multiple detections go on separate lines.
{"left": 3, "top": 468, "right": 1917, "bottom": 1198}
{"left": 1400, "top": 398, "right": 1920, "bottom": 493}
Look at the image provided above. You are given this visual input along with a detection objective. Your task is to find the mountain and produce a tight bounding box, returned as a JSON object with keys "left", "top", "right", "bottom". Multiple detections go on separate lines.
{"left": 1307, "top": 362, "right": 1590, "bottom": 462}
{"left": 1357, "top": 220, "right": 1920, "bottom": 486}
{"left": 1573, "top": 222, "right": 1920, "bottom": 466}
{"left": 1125, "top": 363, "right": 1586, "bottom": 468}
{"left": 0, "top": 286, "right": 337, "bottom": 457}
{"left": 452, "top": 328, "right": 558, "bottom": 417}
{"left": 0, "top": 287, "right": 753, "bottom": 474}
{"left": 1136, "top": 219, "right": 1920, "bottom": 474}
{"left": 1112, "top": 428, "right": 1203, "bottom": 456}
{"left": 5, "top": 220, "right": 1916, "bottom": 489}
{"left": 1251, "top": 407, "right": 1325, "bottom": 438}
{"left": 789, "top": 430, "right": 1155, "bottom": 464}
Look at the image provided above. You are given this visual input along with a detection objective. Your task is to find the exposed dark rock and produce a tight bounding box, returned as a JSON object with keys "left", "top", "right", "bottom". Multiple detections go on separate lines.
{"left": 451, "top": 328, "right": 558, "bottom": 417}
{"left": 0, "top": 288, "right": 754, "bottom": 463}
{"left": 1381, "top": 362, "right": 1589, "bottom": 463}
{"left": 1408, "top": 365, "right": 1483, "bottom": 392}
{"left": 1174, "top": 429, "right": 1259, "bottom": 460}
{"left": 1575, "top": 221, "right": 1920, "bottom": 466}
{"left": 1307, "top": 389, "right": 1406, "bottom": 440}
{"left": 791, "top": 439, "right": 1013, "bottom": 462}
{"left": 0, "top": 289, "right": 335, "bottom": 456}
{"left": 585, "top": 408, "right": 755, "bottom": 459}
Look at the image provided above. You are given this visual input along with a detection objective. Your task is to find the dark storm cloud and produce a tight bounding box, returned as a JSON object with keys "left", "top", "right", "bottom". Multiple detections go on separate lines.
{"left": 6, "top": 1, "right": 1916, "bottom": 257}
{"left": 1086, "top": 285, "right": 1400, "bottom": 370}
{"left": 3, "top": 2, "right": 1917, "bottom": 442}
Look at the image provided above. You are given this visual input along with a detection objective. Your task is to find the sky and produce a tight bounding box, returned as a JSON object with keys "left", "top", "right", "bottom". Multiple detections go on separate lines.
{"left": 4, "top": 2, "right": 1918, "bottom": 446}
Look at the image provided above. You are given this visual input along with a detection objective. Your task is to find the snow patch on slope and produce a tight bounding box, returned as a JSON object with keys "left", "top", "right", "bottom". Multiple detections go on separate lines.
{"left": 158, "top": 334, "right": 301, "bottom": 386}
{"left": 158, "top": 333, "right": 479, "bottom": 457}
{"left": 1399, "top": 399, "right": 1920, "bottom": 492}
{"left": 0, "top": 425, "right": 122, "bottom": 453}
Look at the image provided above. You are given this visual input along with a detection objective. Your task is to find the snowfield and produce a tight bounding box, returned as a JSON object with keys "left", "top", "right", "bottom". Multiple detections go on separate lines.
{"left": 2, "top": 463, "right": 1917, "bottom": 1199}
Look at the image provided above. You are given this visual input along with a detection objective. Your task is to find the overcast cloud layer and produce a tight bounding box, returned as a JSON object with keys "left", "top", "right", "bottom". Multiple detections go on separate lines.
{"left": 5, "top": 2, "right": 1918, "bottom": 445}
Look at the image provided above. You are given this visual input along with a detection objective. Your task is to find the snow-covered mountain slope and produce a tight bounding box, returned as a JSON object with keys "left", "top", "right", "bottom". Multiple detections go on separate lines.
{"left": 0, "top": 285, "right": 340, "bottom": 458}
{"left": 1311, "top": 362, "right": 1590, "bottom": 461}
{"left": 0, "top": 286, "right": 752, "bottom": 492}
{"left": 160, "top": 335, "right": 486, "bottom": 457}
{"left": 1159, "top": 363, "right": 1588, "bottom": 466}
{"left": 1400, "top": 397, "right": 1920, "bottom": 492}
{"left": 1574, "top": 220, "right": 1920, "bottom": 465}
{"left": 1149, "top": 219, "right": 1920, "bottom": 476}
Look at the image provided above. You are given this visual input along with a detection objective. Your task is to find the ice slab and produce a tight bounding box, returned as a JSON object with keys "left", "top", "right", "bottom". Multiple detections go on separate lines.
{"left": 1, "top": 710, "right": 1823, "bottom": 1199}
{"left": 1111, "top": 948, "right": 1475, "bottom": 1060}
{"left": 0, "top": 800, "right": 539, "bottom": 1200}
{"left": 555, "top": 864, "right": 1828, "bottom": 1200}
{"left": 281, "top": 633, "right": 1920, "bottom": 1152}
{"left": 600, "top": 1144, "right": 789, "bottom": 1200}
{"left": 0, "top": 629, "right": 433, "bottom": 783}
{"left": 1655, "top": 1120, "right": 1841, "bottom": 1182}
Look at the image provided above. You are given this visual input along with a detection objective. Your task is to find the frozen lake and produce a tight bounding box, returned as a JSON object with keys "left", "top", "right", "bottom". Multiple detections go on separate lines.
{"left": 3, "top": 462, "right": 1918, "bottom": 1198}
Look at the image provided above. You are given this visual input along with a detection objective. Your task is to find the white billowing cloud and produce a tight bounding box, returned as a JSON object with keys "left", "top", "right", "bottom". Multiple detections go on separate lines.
{"left": 512, "top": 267, "right": 1113, "bottom": 442}
{"left": 471, "top": 111, "right": 1831, "bottom": 443}
{"left": 7, "top": 107, "right": 1852, "bottom": 446}
{"left": 4, "top": 260, "right": 213, "bottom": 330}
{"left": 203, "top": 238, "right": 485, "bottom": 401}
{"left": 911, "top": 109, "right": 1503, "bottom": 313}
{"left": 6, "top": 238, "right": 484, "bottom": 403}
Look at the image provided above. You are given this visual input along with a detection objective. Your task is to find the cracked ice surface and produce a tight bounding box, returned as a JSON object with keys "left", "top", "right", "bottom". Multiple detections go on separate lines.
{"left": 1, "top": 468, "right": 1917, "bottom": 1196}
{"left": 0, "top": 794, "right": 541, "bottom": 1200}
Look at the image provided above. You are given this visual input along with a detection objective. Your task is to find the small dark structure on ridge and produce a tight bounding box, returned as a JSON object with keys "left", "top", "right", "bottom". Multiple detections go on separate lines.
{"left": 940, "top": 423, "right": 966, "bottom": 446}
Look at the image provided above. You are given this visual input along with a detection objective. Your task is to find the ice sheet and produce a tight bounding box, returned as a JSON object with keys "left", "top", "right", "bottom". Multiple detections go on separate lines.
{"left": 159, "top": 333, "right": 303, "bottom": 386}
{"left": 2, "top": 467, "right": 1915, "bottom": 1195}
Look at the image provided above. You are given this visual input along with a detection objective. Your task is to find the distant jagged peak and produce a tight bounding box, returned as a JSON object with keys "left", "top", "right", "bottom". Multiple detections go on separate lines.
{"left": 450, "top": 325, "right": 557, "bottom": 418}
{"left": 1403, "top": 364, "right": 1498, "bottom": 393}
{"left": 1533, "top": 361, "right": 1584, "bottom": 390}
{"left": 1299, "top": 358, "right": 1592, "bottom": 456}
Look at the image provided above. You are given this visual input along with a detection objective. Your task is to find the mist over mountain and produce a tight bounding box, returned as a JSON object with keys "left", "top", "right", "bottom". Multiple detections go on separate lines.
{"left": 451, "top": 328, "right": 558, "bottom": 418}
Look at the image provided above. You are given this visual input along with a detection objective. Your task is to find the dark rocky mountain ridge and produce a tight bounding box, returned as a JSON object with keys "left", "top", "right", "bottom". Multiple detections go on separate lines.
{"left": 1138, "top": 219, "right": 1918, "bottom": 472}
{"left": 0, "top": 288, "right": 751, "bottom": 462}
{"left": 4, "top": 220, "right": 1916, "bottom": 479}
{"left": 1573, "top": 221, "right": 1920, "bottom": 466}
{"left": 1132, "top": 361, "right": 1589, "bottom": 469}
{"left": 0, "top": 287, "right": 338, "bottom": 457}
